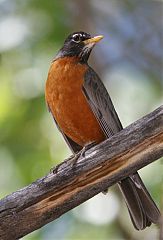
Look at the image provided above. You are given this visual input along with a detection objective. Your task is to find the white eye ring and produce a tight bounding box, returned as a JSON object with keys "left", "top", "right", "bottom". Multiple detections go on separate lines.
{"left": 72, "top": 34, "right": 81, "bottom": 43}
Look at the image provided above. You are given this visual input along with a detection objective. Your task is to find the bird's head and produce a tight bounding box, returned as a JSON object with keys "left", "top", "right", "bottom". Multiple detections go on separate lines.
{"left": 55, "top": 31, "right": 103, "bottom": 63}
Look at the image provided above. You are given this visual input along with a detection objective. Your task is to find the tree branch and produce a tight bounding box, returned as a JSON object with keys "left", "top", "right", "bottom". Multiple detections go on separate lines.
{"left": 0, "top": 105, "right": 163, "bottom": 240}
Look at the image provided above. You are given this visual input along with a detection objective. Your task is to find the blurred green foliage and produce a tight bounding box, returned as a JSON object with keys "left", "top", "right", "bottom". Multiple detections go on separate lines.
{"left": 0, "top": 0, "right": 162, "bottom": 239}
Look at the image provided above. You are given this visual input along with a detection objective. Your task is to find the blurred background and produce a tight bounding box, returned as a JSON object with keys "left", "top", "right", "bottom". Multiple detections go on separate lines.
{"left": 0, "top": 0, "right": 162, "bottom": 239}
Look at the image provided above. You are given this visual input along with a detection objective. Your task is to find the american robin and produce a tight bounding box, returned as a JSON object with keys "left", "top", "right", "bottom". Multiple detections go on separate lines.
{"left": 45, "top": 31, "right": 160, "bottom": 230}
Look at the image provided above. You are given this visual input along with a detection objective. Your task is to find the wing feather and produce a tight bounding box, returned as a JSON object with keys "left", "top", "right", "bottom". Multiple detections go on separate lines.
{"left": 82, "top": 67, "right": 122, "bottom": 138}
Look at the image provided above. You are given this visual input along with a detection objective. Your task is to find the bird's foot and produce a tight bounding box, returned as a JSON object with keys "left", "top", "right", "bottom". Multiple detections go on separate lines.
{"left": 51, "top": 142, "right": 96, "bottom": 174}
{"left": 80, "top": 141, "right": 96, "bottom": 157}
{"left": 50, "top": 154, "right": 74, "bottom": 174}
{"left": 68, "top": 141, "right": 97, "bottom": 166}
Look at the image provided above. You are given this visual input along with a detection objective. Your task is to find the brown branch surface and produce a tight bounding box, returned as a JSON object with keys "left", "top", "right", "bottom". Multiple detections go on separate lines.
{"left": 0, "top": 105, "right": 163, "bottom": 240}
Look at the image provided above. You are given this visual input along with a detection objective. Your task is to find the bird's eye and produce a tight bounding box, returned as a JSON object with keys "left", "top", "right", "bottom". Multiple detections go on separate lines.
{"left": 72, "top": 34, "right": 81, "bottom": 43}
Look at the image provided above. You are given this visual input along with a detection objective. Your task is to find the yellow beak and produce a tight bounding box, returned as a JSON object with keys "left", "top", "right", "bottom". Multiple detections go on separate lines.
{"left": 83, "top": 35, "right": 104, "bottom": 45}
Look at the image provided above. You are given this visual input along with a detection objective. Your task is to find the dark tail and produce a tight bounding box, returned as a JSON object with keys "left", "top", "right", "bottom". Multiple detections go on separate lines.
{"left": 118, "top": 172, "right": 161, "bottom": 230}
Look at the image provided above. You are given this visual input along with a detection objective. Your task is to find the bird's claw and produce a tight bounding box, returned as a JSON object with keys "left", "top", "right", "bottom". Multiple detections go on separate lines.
{"left": 50, "top": 153, "right": 79, "bottom": 174}
{"left": 51, "top": 142, "right": 96, "bottom": 174}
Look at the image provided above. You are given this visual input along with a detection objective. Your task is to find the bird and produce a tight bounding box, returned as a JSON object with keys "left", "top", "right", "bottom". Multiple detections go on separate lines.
{"left": 45, "top": 31, "right": 161, "bottom": 230}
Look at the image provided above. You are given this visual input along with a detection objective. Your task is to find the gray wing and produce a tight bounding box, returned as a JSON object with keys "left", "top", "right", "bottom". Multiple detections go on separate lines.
{"left": 47, "top": 104, "right": 82, "bottom": 154}
{"left": 82, "top": 67, "right": 123, "bottom": 138}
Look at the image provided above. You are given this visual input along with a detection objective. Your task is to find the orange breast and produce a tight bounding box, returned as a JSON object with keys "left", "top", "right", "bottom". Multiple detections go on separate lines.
{"left": 45, "top": 57, "right": 105, "bottom": 146}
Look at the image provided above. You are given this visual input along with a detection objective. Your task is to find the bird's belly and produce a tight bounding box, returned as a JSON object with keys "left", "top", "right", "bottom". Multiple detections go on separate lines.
{"left": 46, "top": 57, "right": 105, "bottom": 146}
{"left": 54, "top": 88, "right": 105, "bottom": 146}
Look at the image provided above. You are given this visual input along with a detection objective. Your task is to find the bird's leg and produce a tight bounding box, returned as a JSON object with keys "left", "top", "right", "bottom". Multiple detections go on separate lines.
{"left": 51, "top": 152, "right": 81, "bottom": 174}
{"left": 70, "top": 141, "right": 97, "bottom": 166}
{"left": 51, "top": 142, "right": 96, "bottom": 174}
{"left": 81, "top": 141, "right": 97, "bottom": 157}
{"left": 50, "top": 154, "right": 74, "bottom": 174}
